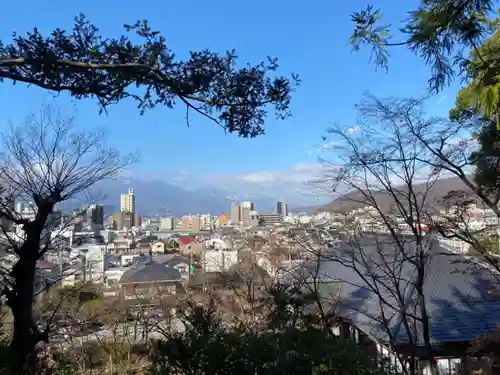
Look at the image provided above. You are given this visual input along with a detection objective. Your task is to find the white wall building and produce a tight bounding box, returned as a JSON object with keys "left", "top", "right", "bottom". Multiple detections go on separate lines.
{"left": 201, "top": 250, "right": 238, "bottom": 272}
{"left": 120, "top": 188, "right": 136, "bottom": 215}
{"left": 204, "top": 238, "right": 230, "bottom": 250}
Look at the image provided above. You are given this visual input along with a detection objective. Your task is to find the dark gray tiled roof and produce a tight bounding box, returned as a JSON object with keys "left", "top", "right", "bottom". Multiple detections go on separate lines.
{"left": 120, "top": 261, "right": 182, "bottom": 283}
{"left": 226, "top": 262, "right": 270, "bottom": 283}
{"left": 418, "top": 245, "right": 500, "bottom": 344}
{"left": 155, "top": 254, "right": 189, "bottom": 267}
{"left": 303, "top": 234, "right": 500, "bottom": 346}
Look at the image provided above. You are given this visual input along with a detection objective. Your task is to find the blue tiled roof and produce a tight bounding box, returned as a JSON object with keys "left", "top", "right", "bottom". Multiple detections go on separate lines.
{"left": 120, "top": 261, "right": 182, "bottom": 283}
{"left": 309, "top": 235, "right": 500, "bottom": 346}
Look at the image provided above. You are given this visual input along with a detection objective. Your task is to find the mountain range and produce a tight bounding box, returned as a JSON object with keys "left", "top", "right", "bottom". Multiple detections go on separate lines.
{"left": 76, "top": 175, "right": 477, "bottom": 217}
{"left": 87, "top": 178, "right": 279, "bottom": 217}
{"left": 315, "top": 176, "right": 476, "bottom": 213}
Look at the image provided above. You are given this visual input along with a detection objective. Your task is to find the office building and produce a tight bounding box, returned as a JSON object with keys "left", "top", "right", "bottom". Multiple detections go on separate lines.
{"left": 240, "top": 201, "right": 254, "bottom": 225}
{"left": 230, "top": 202, "right": 240, "bottom": 225}
{"left": 258, "top": 212, "right": 283, "bottom": 225}
{"left": 199, "top": 214, "right": 212, "bottom": 230}
{"left": 115, "top": 211, "right": 132, "bottom": 230}
{"left": 277, "top": 201, "right": 288, "bottom": 217}
{"left": 160, "top": 217, "right": 174, "bottom": 230}
{"left": 120, "top": 188, "right": 135, "bottom": 216}
{"left": 218, "top": 215, "right": 229, "bottom": 227}
{"left": 111, "top": 211, "right": 140, "bottom": 230}
{"left": 174, "top": 218, "right": 182, "bottom": 231}
{"left": 86, "top": 204, "right": 104, "bottom": 228}
{"left": 181, "top": 215, "right": 202, "bottom": 232}
{"left": 134, "top": 215, "right": 142, "bottom": 227}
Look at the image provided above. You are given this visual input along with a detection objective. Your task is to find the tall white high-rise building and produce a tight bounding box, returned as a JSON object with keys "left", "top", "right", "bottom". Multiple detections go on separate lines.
{"left": 240, "top": 201, "right": 254, "bottom": 225}
{"left": 120, "top": 188, "right": 135, "bottom": 215}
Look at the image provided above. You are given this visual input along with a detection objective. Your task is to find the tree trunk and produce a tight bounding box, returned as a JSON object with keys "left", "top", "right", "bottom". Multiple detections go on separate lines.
{"left": 418, "top": 290, "right": 439, "bottom": 375}
{"left": 7, "top": 205, "right": 51, "bottom": 375}
{"left": 8, "top": 248, "right": 38, "bottom": 375}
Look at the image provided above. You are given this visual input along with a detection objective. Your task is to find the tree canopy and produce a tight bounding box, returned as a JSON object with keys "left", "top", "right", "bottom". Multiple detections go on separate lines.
{"left": 0, "top": 14, "right": 299, "bottom": 138}
{"left": 349, "top": 0, "right": 500, "bottom": 205}
{"left": 451, "top": 21, "right": 500, "bottom": 122}
{"left": 350, "top": 0, "right": 495, "bottom": 94}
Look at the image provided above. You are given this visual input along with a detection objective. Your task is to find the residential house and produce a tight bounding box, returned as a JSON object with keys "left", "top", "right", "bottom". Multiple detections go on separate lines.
{"left": 178, "top": 236, "right": 203, "bottom": 255}
{"left": 136, "top": 238, "right": 152, "bottom": 253}
{"left": 107, "top": 235, "right": 134, "bottom": 254}
{"left": 298, "top": 234, "right": 500, "bottom": 374}
{"left": 178, "top": 235, "right": 196, "bottom": 249}
{"left": 201, "top": 249, "right": 238, "bottom": 272}
{"left": 151, "top": 241, "right": 166, "bottom": 254}
{"left": 156, "top": 254, "right": 190, "bottom": 277}
{"left": 119, "top": 259, "right": 183, "bottom": 301}
{"left": 204, "top": 238, "right": 231, "bottom": 250}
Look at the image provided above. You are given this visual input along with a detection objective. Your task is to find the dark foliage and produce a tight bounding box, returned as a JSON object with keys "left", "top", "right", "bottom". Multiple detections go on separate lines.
{"left": 350, "top": 0, "right": 494, "bottom": 93}
{"left": 150, "top": 301, "right": 387, "bottom": 375}
{"left": 469, "top": 117, "right": 500, "bottom": 204}
{"left": 0, "top": 14, "right": 299, "bottom": 138}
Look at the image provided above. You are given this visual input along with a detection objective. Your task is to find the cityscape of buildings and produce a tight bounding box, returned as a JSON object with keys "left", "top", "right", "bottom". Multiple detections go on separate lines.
{"left": 1, "top": 184, "right": 497, "bottom": 371}
{"left": 96, "top": 189, "right": 293, "bottom": 233}
{"left": 3, "top": 2, "right": 500, "bottom": 372}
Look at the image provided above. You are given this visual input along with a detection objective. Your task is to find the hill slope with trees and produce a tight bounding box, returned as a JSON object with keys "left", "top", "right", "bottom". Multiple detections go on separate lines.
{"left": 316, "top": 176, "right": 475, "bottom": 213}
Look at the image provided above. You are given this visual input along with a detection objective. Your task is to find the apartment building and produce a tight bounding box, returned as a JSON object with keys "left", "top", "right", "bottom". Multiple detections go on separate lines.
{"left": 276, "top": 201, "right": 288, "bottom": 217}
{"left": 120, "top": 188, "right": 136, "bottom": 215}
{"left": 111, "top": 211, "right": 141, "bottom": 230}
{"left": 240, "top": 201, "right": 254, "bottom": 225}
{"left": 218, "top": 214, "right": 229, "bottom": 227}
{"left": 254, "top": 212, "right": 283, "bottom": 226}
{"left": 230, "top": 202, "right": 240, "bottom": 224}
{"left": 160, "top": 217, "right": 174, "bottom": 230}
{"left": 181, "top": 215, "right": 202, "bottom": 232}
{"left": 87, "top": 204, "right": 104, "bottom": 228}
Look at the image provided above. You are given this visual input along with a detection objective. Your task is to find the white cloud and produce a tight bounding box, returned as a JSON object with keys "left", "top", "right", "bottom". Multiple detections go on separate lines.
{"left": 240, "top": 171, "right": 278, "bottom": 184}
{"left": 170, "top": 163, "right": 332, "bottom": 204}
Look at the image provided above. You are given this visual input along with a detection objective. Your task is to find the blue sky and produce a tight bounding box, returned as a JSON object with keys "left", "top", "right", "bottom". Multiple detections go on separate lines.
{"left": 0, "top": 0, "right": 462, "bottom": 205}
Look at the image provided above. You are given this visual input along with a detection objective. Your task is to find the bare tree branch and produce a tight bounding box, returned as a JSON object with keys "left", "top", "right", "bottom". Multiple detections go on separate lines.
{"left": 0, "top": 104, "right": 136, "bottom": 374}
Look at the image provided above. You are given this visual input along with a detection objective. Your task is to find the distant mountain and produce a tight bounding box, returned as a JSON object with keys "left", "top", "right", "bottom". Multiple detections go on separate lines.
{"left": 316, "top": 176, "right": 476, "bottom": 213}
{"left": 290, "top": 206, "right": 318, "bottom": 214}
{"left": 89, "top": 178, "right": 278, "bottom": 217}
{"left": 91, "top": 178, "right": 230, "bottom": 216}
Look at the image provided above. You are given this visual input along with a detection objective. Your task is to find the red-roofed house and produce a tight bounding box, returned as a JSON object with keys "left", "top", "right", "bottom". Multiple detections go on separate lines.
{"left": 178, "top": 236, "right": 202, "bottom": 255}
{"left": 137, "top": 242, "right": 152, "bottom": 252}
{"left": 178, "top": 236, "right": 196, "bottom": 248}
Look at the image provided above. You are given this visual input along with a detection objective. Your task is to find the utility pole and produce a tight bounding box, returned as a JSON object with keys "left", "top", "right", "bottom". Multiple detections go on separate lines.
{"left": 82, "top": 255, "right": 87, "bottom": 283}
{"left": 188, "top": 247, "right": 193, "bottom": 282}
{"left": 88, "top": 258, "right": 93, "bottom": 282}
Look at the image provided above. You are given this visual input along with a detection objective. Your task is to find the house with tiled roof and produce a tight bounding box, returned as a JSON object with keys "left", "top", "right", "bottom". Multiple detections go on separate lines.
{"left": 178, "top": 235, "right": 196, "bottom": 248}
{"left": 154, "top": 254, "right": 191, "bottom": 277}
{"left": 295, "top": 234, "right": 500, "bottom": 374}
{"left": 177, "top": 235, "right": 203, "bottom": 256}
{"left": 119, "top": 258, "right": 184, "bottom": 303}
{"left": 136, "top": 238, "right": 152, "bottom": 252}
